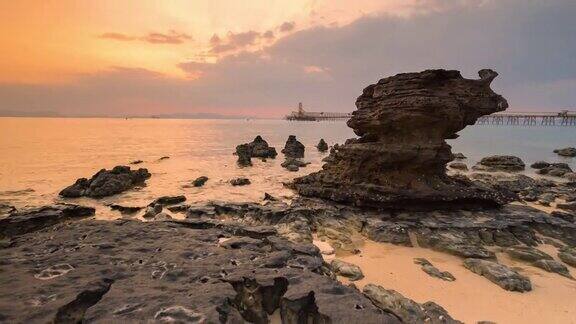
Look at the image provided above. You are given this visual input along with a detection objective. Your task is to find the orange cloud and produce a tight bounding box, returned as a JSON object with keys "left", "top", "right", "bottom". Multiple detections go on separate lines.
{"left": 99, "top": 30, "right": 192, "bottom": 44}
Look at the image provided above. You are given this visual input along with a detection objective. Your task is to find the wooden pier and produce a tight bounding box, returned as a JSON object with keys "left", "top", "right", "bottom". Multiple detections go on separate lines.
{"left": 285, "top": 103, "right": 351, "bottom": 121}
{"left": 476, "top": 111, "right": 576, "bottom": 126}
{"left": 286, "top": 103, "right": 576, "bottom": 126}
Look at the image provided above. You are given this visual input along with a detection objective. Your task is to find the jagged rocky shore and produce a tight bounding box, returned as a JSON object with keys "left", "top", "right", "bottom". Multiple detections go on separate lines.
{"left": 1, "top": 69, "right": 575, "bottom": 323}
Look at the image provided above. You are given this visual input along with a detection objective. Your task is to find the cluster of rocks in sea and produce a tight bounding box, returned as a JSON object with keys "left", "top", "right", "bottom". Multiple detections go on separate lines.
{"left": 1, "top": 69, "right": 575, "bottom": 323}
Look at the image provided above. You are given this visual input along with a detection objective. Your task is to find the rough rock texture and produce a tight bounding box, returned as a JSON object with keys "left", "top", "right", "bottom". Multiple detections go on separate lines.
{"left": 331, "top": 259, "right": 364, "bottom": 281}
{"left": 463, "top": 258, "right": 532, "bottom": 292}
{"left": 448, "top": 162, "right": 468, "bottom": 171}
{"left": 554, "top": 147, "right": 576, "bottom": 157}
{"left": 317, "top": 139, "right": 329, "bottom": 152}
{"left": 235, "top": 136, "right": 278, "bottom": 166}
{"left": 505, "top": 246, "right": 573, "bottom": 278}
{"left": 172, "top": 197, "right": 576, "bottom": 266}
{"left": 59, "top": 166, "right": 151, "bottom": 198}
{"left": 473, "top": 155, "right": 525, "bottom": 172}
{"left": 535, "top": 163, "right": 573, "bottom": 177}
{"left": 414, "top": 258, "right": 455, "bottom": 281}
{"left": 468, "top": 172, "right": 576, "bottom": 204}
{"left": 293, "top": 69, "right": 513, "bottom": 209}
{"left": 558, "top": 247, "right": 576, "bottom": 267}
{"left": 0, "top": 204, "right": 95, "bottom": 238}
{"left": 282, "top": 135, "right": 305, "bottom": 158}
{"left": 363, "top": 284, "right": 462, "bottom": 324}
{"left": 0, "top": 219, "right": 401, "bottom": 323}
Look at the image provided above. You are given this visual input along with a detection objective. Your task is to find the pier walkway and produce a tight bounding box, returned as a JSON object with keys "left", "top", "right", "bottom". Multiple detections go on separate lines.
{"left": 285, "top": 103, "right": 575, "bottom": 126}
{"left": 476, "top": 111, "right": 576, "bottom": 126}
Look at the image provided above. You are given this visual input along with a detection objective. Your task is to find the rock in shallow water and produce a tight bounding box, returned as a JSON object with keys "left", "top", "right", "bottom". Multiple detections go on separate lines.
{"left": 59, "top": 166, "right": 151, "bottom": 198}
{"left": 230, "top": 178, "right": 251, "bottom": 186}
{"left": 473, "top": 155, "right": 526, "bottom": 172}
{"left": 293, "top": 69, "right": 514, "bottom": 210}
{"left": 554, "top": 147, "right": 576, "bottom": 157}
{"left": 192, "top": 176, "right": 209, "bottom": 187}
{"left": 317, "top": 139, "right": 329, "bottom": 152}
{"left": 282, "top": 135, "right": 305, "bottom": 158}
{"left": 235, "top": 135, "right": 277, "bottom": 166}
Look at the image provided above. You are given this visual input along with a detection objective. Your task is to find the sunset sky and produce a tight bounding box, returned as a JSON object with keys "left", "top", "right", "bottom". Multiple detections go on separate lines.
{"left": 1, "top": 0, "right": 575, "bottom": 117}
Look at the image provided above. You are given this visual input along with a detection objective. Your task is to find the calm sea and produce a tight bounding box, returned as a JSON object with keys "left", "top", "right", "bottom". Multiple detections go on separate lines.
{"left": 0, "top": 118, "right": 574, "bottom": 219}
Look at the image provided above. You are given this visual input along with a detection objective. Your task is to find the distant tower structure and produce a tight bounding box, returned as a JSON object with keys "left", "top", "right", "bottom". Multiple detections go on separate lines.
{"left": 298, "top": 102, "right": 305, "bottom": 117}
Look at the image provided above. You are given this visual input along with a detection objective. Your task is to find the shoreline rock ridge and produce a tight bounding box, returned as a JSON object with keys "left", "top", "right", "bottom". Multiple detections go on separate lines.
{"left": 293, "top": 69, "right": 514, "bottom": 209}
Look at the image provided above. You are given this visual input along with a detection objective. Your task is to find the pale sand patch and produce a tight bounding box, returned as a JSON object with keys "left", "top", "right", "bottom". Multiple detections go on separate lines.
{"left": 337, "top": 240, "right": 576, "bottom": 324}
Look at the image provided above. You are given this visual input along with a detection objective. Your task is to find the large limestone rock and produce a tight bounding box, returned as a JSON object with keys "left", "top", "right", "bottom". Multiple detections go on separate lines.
{"left": 59, "top": 166, "right": 151, "bottom": 198}
{"left": 293, "top": 69, "right": 513, "bottom": 209}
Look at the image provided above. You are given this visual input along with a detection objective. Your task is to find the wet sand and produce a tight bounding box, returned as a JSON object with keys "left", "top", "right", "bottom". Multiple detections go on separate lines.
{"left": 337, "top": 240, "right": 576, "bottom": 324}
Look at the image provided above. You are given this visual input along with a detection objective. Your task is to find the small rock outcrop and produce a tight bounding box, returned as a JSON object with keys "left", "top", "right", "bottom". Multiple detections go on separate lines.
{"left": 558, "top": 247, "right": 576, "bottom": 267}
{"left": 473, "top": 155, "right": 525, "bottom": 172}
{"left": 230, "top": 178, "right": 251, "bottom": 186}
{"left": 192, "top": 176, "right": 209, "bottom": 187}
{"left": 59, "top": 166, "right": 151, "bottom": 198}
{"left": 282, "top": 135, "right": 305, "bottom": 158}
{"left": 108, "top": 204, "right": 143, "bottom": 215}
{"left": 463, "top": 258, "right": 532, "bottom": 292}
{"left": 317, "top": 139, "right": 329, "bottom": 152}
{"left": 535, "top": 163, "right": 573, "bottom": 177}
{"left": 235, "top": 136, "right": 278, "bottom": 166}
{"left": 448, "top": 162, "right": 468, "bottom": 171}
{"left": 505, "top": 246, "right": 572, "bottom": 278}
{"left": 363, "top": 284, "right": 462, "bottom": 324}
{"left": 281, "top": 158, "right": 310, "bottom": 172}
{"left": 151, "top": 195, "right": 187, "bottom": 206}
{"left": 330, "top": 259, "right": 364, "bottom": 281}
{"left": 554, "top": 147, "right": 576, "bottom": 157}
{"left": 414, "top": 258, "right": 455, "bottom": 281}
{"left": 293, "top": 69, "right": 513, "bottom": 209}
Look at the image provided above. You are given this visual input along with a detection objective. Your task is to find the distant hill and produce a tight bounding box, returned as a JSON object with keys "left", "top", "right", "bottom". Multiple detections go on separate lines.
{"left": 0, "top": 110, "right": 257, "bottom": 119}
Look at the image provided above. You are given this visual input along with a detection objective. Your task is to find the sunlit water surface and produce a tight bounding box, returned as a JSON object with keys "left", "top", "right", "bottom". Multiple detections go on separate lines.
{"left": 0, "top": 118, "right": 574, "bottom": 219}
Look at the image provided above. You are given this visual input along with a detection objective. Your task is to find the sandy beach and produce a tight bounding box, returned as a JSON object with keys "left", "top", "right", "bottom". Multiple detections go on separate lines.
{"left": 335, "top": 240, "right": 576, "bottom": 324}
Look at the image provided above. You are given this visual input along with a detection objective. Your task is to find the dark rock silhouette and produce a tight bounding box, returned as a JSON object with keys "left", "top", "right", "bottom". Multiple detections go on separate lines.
{"left": 282, "top": 135, "right": 305, "bottom": 158}
{"left": 235, "top": 136, "right": 277, "bottom": 166}
{"left": 60, "top": 166, "right": 151, "bottom": 198}
{"left": 192, "top": 176, "right": 209, "bottom": 187}
{"left": 317, "top": 139, "right": 328, "bottom": 152}
{"left": 293, "top": 69, "right": 512, "bottom": 209}
{"left": 230, "top": 178, "right": 251, "bottom": 186}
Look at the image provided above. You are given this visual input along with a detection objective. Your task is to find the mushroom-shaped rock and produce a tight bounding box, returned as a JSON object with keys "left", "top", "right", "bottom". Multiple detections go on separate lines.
{"left": 293, "top": 69, "right": 514, "bottom": 209}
